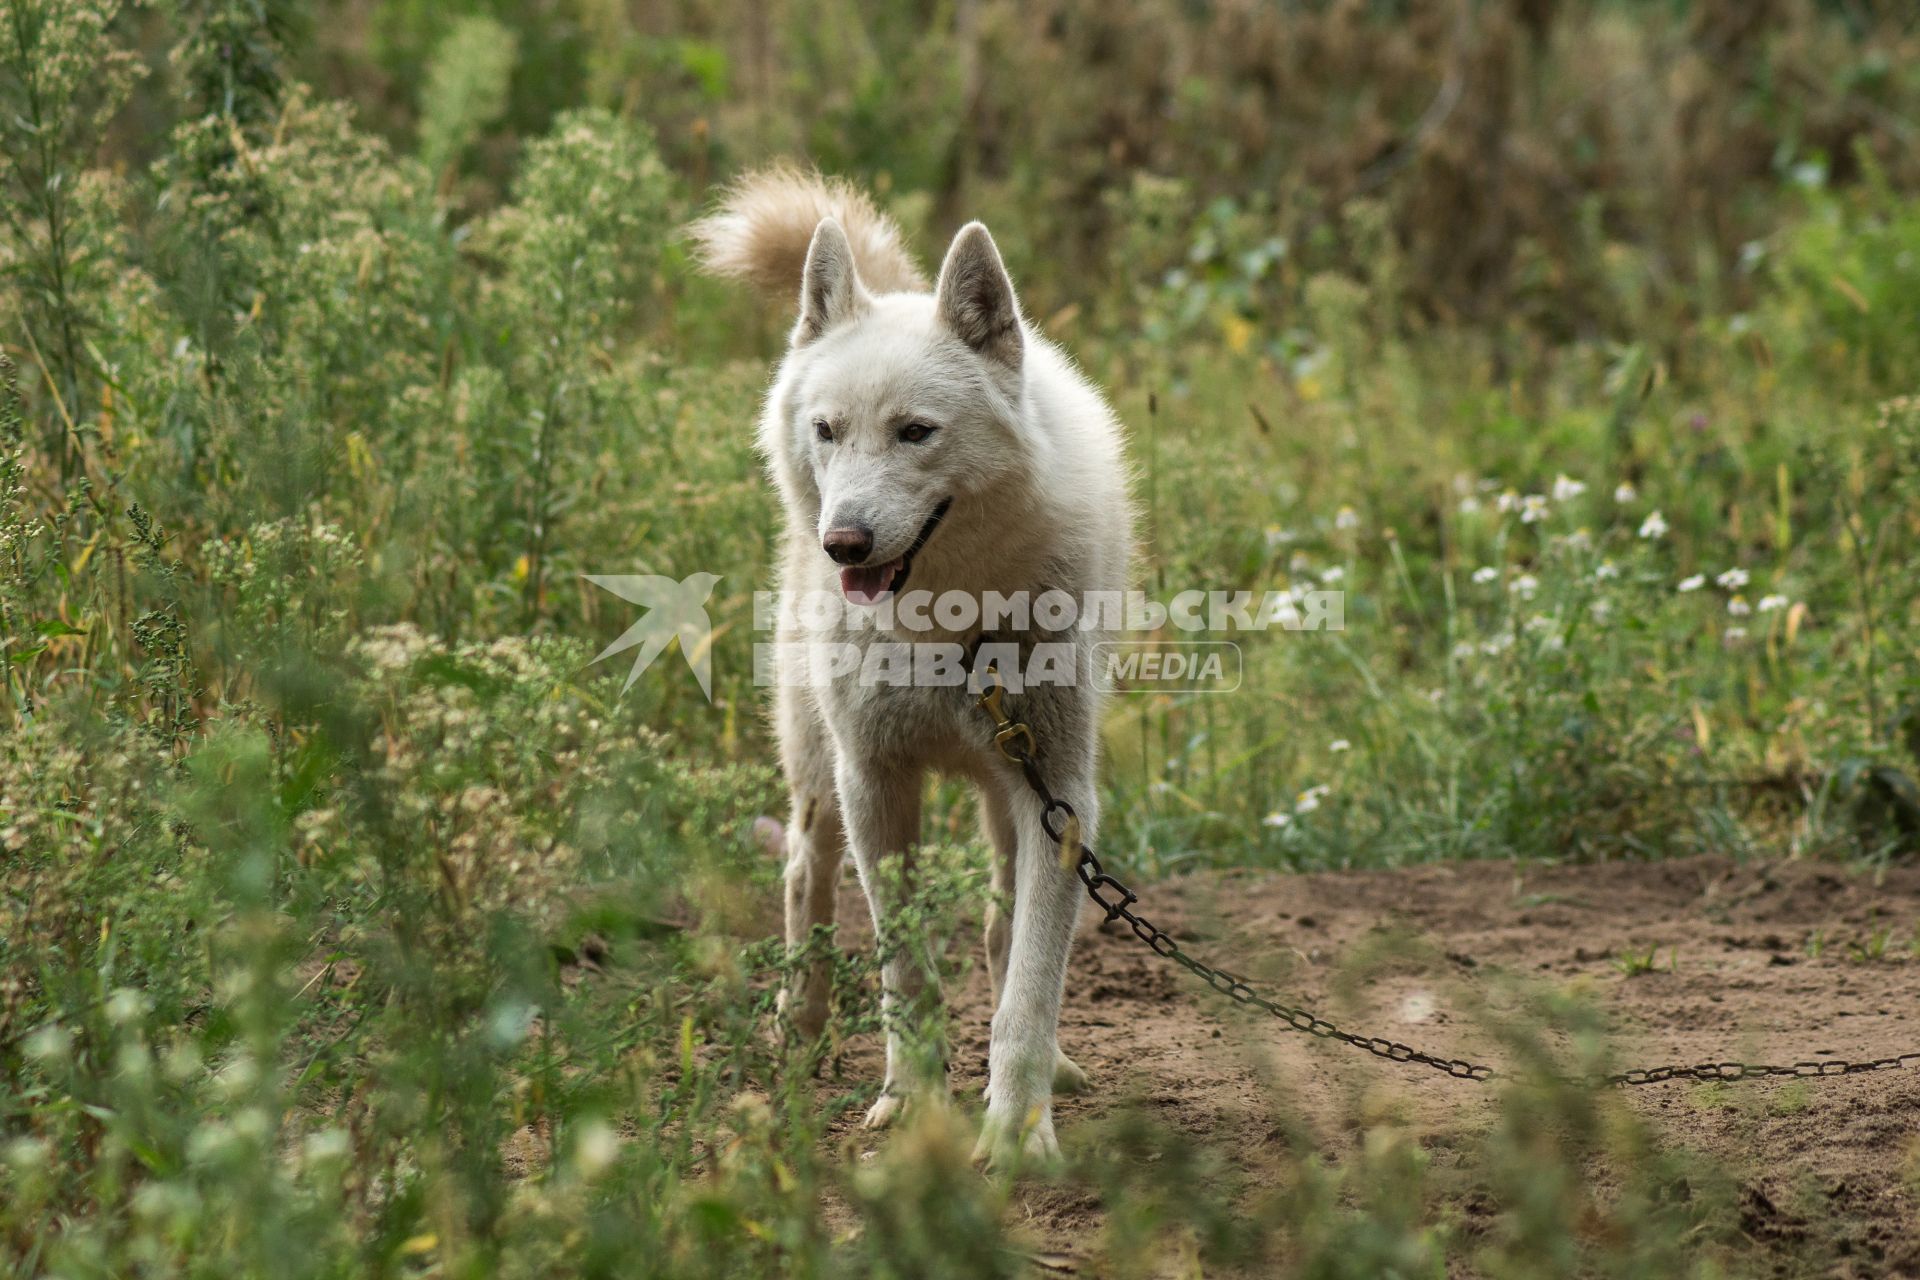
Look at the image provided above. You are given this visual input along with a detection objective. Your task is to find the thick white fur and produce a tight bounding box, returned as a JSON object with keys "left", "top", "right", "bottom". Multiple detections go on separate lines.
{"left": 692, "top": 171, "right": 1134, "bottom": 1164}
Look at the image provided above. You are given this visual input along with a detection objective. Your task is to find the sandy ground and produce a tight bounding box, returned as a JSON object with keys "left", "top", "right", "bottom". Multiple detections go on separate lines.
{"left": 819, "top": 855, "right": 1920, "bottom": 1276}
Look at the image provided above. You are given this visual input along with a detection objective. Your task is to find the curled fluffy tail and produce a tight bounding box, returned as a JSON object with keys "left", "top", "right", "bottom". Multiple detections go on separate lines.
{"left": 686, "top": 166, "right": 926, "bottom": 297}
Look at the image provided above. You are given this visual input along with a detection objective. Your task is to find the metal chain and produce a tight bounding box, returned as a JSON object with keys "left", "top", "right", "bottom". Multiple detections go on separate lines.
{"left": 971, "top": 664, "right": 1920, "bottom": 1090}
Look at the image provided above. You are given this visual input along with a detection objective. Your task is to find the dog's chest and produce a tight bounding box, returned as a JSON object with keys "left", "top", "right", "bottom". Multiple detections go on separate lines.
{"left": 815, "top": 667, "right": 990, "bottom": 773}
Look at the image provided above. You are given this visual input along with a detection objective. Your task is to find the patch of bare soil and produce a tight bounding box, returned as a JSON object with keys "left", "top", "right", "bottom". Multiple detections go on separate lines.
{"left": 822, "top": 856, "right": 1920, "bottom": 1276}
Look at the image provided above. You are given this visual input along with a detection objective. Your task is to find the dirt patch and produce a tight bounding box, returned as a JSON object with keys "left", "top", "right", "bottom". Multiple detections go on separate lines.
{"left": 820, "top": 856, "right": 1920, "bottom": 1275}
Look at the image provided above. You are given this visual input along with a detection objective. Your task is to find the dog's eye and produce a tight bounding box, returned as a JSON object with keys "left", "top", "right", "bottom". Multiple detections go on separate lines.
{"left": 814, "top": 419, "right": 833, "bottom": 443}
{"left": 898, "top": 421, "right": 937, "bottom": 444}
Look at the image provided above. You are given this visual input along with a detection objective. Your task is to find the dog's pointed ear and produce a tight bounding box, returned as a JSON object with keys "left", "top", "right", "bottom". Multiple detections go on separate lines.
{"left": 793, "top": 218, "right": 868, "bottom": 346}
{"left": 935, "top": 222, "right": 1022, "bottom": 370}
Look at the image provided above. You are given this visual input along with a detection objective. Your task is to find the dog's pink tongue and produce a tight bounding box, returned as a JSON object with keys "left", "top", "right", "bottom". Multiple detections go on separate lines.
{"left": 839, "top": 559, "right": 901, "bottom": 605}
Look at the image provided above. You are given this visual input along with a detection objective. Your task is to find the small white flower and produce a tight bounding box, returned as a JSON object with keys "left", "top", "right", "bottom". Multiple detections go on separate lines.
{"left": 1289, "top": 552, "right": 1312, "bottom": 575}
{"left": 1715, "top": 567, "right": 1750, "bottom": 590}
{"left": 1590, "top": 598, "right": 1613, "bottom": 621}
{"left": 1613, "top": 482, "right": 1638, "bottom": 504}
{"left": 1757, "top": 594, "right": 1789, "bottom": 613}
{"left": 1320, "top": 566, "right": 1345, "bottom": 584}
{"left": 1552, "top": 474, "right": 1587, "bottom": 502}
{"left": 574, "top": 1119, "right": 620, "bottom": 1178}
{"left": 1472, "top": 565, "right": 1499, "bottom": 585}
{"left": 6, "top": 1137, "right": 51, "bottom": 1172}
{"left": 23, "top": 1026, "right": 70, "bottom": 1062}
{"left": 1295, "top": 784, "right": 1331, "bottom": 814}
{"left": 1424, "top": 687, "right": 1445, "bottom": 705}
{"left": 1724, "top": 626, "right": 1748, "bottom": 645}
{"left": 1262, "top": 811, "right": 1292, "bottom": 829}
{"left": 1510, "top": 573, "right": 1540, "bottom": 599}
{"left": 304, "top": 1129, "right": 352, "bottom": 1165}
{"left": 1334, "top": 505, "right": 1360, "bottom": 531}
{"left": 1677, "top": 574, "right": 1705, "bottom": 592}
{"left": 1638, "top": 511, "right": 1669, "bottom": 540}
{"left": 1328, "top": 739, "right": 1351, "bottom": 753}
{"left": 105, "top": 989, "right": 147, "bottom": 1026}
{"left": 1481, "top": 633, "right": 1515, "bottom": 655}
{"left": 1593, "top": 559, "right": 1619, "bottom": 580}
{"left": 1525, "top": 614, "right": 1554, "bottom": 632}
{"left": 1520, "top": 494, "right": 1549, "bottom": 524}
{"left": 1458, "top": 495, "right": 1482, "bottom": 515}
{"left": 1496, "top": 490, "right": 1521, "bottom": 513}
{"left": 1563, "top": 528, "right": 1592, "bottom": 551}
{"left": 1451, "top": 641, "right": 1476, "bottom": 661}
{"left": 1727, "top": 595, "right": 1751, "bottom": 617}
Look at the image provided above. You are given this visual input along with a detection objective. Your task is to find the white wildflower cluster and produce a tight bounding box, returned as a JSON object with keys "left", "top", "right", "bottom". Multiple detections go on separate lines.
{"left": 1473, "top": 473, "right": 1595, "bottom": 525}
{"left": 1265, "top": 781, "right": 1336, "bottom": 829}
{"left": 1551, "top": 475, "right": 1586, "bottom": 502}
{"left": 1671, "top": 565, "right": 1794, "bottom": 617}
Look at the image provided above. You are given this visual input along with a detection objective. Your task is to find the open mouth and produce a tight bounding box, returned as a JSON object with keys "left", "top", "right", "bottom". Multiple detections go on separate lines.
{"left": 838, "top": 498, "right": 952, "bottom": 605}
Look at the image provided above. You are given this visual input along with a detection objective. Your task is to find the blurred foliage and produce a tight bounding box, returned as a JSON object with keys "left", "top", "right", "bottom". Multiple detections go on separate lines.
{"left": 3, "top": 0, "right": 1920, "bottom": 1273}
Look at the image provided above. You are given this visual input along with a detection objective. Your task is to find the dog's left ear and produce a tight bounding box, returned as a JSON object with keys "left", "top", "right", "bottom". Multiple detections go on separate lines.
{"left": 935, "top": 222, "right": 1022, "bottom": 370}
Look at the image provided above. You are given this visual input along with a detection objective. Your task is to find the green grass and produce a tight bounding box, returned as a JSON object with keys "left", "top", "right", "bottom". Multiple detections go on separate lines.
{"left": 3, "top": 0, "right": 1920, "bottom": 1274}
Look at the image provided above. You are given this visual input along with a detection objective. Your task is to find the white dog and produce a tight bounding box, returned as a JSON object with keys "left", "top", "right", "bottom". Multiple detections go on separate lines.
{"left": 692, "top": 170, "right": 1134, "bottom": 1163}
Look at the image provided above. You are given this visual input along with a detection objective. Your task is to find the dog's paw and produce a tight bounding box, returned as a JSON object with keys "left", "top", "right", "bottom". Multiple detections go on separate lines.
{"left": 972, "top": 1104, "right": 1060, "bottom": 1173}
{"left": 862, "top": 1091, "right": 907, "bottom": 1130}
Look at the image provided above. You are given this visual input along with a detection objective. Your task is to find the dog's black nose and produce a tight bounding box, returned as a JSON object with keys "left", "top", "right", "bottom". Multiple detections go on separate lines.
{"left": 823, "top": 526, "right": 874, "bottom": 565}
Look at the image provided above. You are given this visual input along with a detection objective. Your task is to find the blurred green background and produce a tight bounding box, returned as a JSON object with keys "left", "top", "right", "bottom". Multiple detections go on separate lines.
{"left": 4, "top": 0, "right": 1920, "bottom": 1275}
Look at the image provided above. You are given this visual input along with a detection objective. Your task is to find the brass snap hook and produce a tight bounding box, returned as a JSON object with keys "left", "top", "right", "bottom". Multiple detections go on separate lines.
{"left": 975, "top": 661, "right": 1009, "bottom": 722}
{"left": 974, "top": 662, "right": 1037, "bottom": 763}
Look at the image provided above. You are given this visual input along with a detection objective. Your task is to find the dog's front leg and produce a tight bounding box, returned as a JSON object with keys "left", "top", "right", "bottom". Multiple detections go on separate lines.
{"left": 836, "top": 754, "right": 943, "bottom": 1128}
{"left": 976, "top": 768, "right": 1092, "bottom": 1166}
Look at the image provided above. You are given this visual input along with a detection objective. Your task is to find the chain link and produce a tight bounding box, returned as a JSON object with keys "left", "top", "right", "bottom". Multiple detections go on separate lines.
{"left": 972, "top": 663, "right": 1920, "bottom": 1091}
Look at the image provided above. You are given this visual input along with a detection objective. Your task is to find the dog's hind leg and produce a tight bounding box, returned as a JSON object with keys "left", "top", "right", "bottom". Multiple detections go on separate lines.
{"left": 980, "top": 785, "right": 1088, "bottom": 1095}
{"left": 776, "top": 687, "right": 845, "bottom": 1045}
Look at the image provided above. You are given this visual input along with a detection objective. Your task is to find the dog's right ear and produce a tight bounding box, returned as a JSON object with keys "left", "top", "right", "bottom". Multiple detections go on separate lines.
{"left": 792, "top": 218, "right": 868, "bottom": 346}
